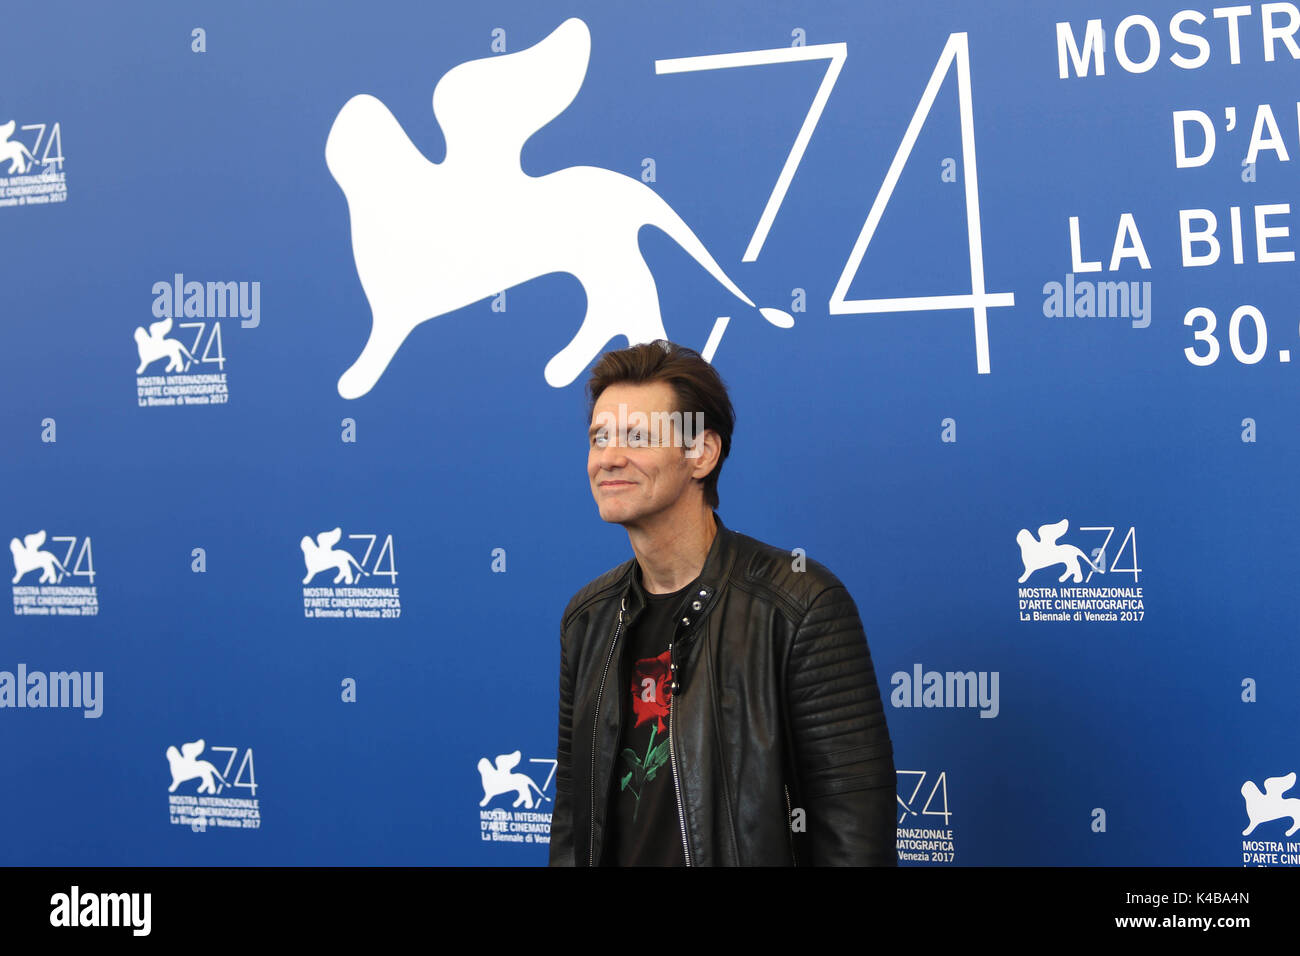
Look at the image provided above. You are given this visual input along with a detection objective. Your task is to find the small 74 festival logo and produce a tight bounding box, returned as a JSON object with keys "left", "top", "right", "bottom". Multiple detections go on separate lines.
{"left": 300, "top": 527, "right": 401, "bottom": 620}
{"left": 165, "top": 739, "right": 260, "bottom": 833}
{"left": 10, "top": 531, "right": 98, "bottom": 617}
{"left": 896, "top": 770, "right": 955, "bottom": 864}
{"left": 478, "top": 750, "right": 555, "bottom": 847}
{"left": 0, "top": 119, "right": 67, "bottom": 209}
{"left": 1016, "top": 518, "right": 1145, "bottom": 623}
{"left": 134, "top": 315, "right": 228, "bottom": 408}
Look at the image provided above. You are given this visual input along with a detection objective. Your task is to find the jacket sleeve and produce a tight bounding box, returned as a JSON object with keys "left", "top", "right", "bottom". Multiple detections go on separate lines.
{"left": 548, "top": 611, "right": 576, "bottom": 866}
{"left": 786, "top": 584, "right": 896, "bottom": 866}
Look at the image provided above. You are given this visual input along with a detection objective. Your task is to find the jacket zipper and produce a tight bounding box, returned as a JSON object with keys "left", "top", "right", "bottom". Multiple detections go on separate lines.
{"left": 668, "top": 640, "right": 692, "bottom": 866}
{"left": 784, "top": 783, "right": 797, "bottom": 866}
{"left": 588, "top": 596, "right": 625, "bottom": 867}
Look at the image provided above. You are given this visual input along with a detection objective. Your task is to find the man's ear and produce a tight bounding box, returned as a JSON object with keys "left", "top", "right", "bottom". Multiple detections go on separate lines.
{"left": 687, "top": 430, "right": 721, "bottom": 477}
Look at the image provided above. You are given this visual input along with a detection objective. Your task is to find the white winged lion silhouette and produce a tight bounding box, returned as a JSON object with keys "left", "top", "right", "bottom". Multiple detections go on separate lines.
{"left": 134, "top": 317, "right": 195, "bottom": 373}
{"left": 1016, "top": 518, "right": 1104, "bottom": 584}
{"left": 325, "top": 17, "right": 791, "bottom": 400}
{"left": 0, "top": 120, "right": 36, "bottom": 175}
{"left": 300, "top": 527, "right": 367, "bottom": 584}
{"left": 478, "top": 751, "right": 549, "bottom": 809}
{"left": 166, "top": 739, "right": 229, "bottom": 795}
{"left": 10, "top": 530, "right": 67, "bottom": 584}
{"left": 1241, "top": 772, "right": 1300, "bottom": 837}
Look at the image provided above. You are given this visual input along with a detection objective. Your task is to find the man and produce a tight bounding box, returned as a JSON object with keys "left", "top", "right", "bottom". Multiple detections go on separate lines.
{"left": 549, "top": 340, "right": 895, "bottom": 866}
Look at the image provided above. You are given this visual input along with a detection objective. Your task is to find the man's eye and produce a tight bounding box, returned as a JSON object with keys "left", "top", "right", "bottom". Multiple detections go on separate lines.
{"left": 592, "top": 433, "right": 607, "bottom": 448}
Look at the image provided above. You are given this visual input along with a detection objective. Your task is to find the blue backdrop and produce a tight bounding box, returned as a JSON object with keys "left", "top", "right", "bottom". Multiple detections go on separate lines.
{"left": 3, "top": 0, "right": 1298, "bottom": 865}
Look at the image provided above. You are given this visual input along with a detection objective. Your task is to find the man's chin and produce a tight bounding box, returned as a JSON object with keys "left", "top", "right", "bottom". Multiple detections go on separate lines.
{"left": 595, "top": 500, "right": 643, "bottom": 527}
{"left": 597, "top": 505, "right": 631, "bottom": 525}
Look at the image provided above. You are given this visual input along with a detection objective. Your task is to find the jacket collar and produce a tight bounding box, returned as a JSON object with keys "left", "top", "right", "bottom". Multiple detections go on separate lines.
{"left": 622, "top": 510, "right": 736, "bottom": 645}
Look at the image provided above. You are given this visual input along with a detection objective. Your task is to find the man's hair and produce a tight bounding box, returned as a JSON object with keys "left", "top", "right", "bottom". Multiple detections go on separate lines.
{"left": 586, "top": 340, "right": 735, "bottom": 510}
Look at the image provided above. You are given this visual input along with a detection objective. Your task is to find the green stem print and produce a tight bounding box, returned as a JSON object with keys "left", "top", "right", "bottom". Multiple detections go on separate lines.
{"left": 619, "top": 724, "right": 671, "bottom": 822}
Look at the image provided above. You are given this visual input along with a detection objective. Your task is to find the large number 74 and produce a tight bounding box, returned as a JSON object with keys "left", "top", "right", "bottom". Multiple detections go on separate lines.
{"left": 657, "top": 32, "right": 1014, "bottom": 373}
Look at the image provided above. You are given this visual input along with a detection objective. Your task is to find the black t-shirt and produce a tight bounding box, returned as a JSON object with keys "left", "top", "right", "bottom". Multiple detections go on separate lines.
{"left": 601, "top": 577, "right": 691, "bottom": 866}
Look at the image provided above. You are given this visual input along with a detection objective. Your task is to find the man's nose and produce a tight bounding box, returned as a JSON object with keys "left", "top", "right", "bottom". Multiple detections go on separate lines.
{"left": 595, "top": 442, "right": 629, "bottom": 469}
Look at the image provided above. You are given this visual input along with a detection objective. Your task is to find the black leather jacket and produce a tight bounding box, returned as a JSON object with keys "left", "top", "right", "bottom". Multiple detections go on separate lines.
{"left": 549, "top": 511, "right": 896, "bottom": 866}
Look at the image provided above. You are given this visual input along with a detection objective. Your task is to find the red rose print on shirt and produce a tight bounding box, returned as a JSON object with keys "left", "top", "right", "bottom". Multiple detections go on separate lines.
{"left": 629, "top": 650, "right": 673, "bottom": 733}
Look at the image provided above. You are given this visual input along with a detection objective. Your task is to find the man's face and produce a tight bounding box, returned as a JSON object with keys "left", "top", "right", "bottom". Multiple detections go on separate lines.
{"left": 587, "top": 381, "right": 716, "bottom": 527}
